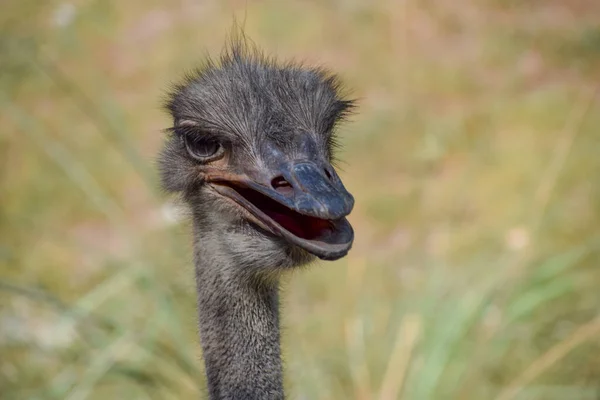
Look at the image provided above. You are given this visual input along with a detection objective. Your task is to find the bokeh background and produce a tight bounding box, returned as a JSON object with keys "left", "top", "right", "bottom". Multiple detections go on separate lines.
{"left": 2, "top": 1, "right": 600, "bottom": 399}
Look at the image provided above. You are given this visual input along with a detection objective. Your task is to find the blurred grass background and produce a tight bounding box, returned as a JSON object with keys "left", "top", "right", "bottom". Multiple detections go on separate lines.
{"left": 1, "top": 0, "right": 600, "bottom": 399}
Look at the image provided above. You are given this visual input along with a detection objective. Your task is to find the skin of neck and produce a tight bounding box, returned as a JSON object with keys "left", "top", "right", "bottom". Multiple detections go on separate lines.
{"left": 192, "top": 207, "right": 310, "bottom": 400}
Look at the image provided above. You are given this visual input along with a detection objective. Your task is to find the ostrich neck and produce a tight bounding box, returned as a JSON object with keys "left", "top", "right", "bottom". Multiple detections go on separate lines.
{"left": 193, "top": 228, "right": 284, "bottom": 399}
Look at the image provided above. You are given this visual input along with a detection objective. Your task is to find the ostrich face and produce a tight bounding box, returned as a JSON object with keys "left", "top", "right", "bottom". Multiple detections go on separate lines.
{"left": 160, "top": 46, "right": 355, "bottom": 265}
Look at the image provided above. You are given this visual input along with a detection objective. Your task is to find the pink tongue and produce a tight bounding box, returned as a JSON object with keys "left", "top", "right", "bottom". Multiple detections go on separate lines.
{"left": 269, "top": 212, "right": 305, "bottom": 237}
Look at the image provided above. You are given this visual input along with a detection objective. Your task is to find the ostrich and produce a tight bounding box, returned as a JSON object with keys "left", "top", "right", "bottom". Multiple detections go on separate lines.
{"left": 159, "top": 39, "right": 355, "bottom": 399}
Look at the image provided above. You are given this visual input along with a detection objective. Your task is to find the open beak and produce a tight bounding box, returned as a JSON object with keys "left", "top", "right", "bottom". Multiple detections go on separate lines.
{"left": 205, "top": 161, "right": 354, "bottom": 261}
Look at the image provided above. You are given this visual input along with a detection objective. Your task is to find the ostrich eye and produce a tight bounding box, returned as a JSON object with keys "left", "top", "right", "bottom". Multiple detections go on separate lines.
{"left": 183, "top": 135, "right": 224, "bottom": 162}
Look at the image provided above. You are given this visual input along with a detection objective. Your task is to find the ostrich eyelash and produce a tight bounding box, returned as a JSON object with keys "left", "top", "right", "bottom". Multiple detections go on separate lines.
{"left": 169, "top": 124, "right": 227, "bottom": 145}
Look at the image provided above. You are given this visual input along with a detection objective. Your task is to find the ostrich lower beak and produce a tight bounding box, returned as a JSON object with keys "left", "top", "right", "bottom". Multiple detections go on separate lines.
{"left": 206, "top": 161, "right": 354, "bottom": 261}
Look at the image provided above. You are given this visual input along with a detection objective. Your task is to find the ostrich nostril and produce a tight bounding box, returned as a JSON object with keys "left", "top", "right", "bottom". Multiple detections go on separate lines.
{"left": 323, "top": 167, "right": 333, "bottom": 180}
{"left": 271, "top": 176, "right": 294, "bottom": 197}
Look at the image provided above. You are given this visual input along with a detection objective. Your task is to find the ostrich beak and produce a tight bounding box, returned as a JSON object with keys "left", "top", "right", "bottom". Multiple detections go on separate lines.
{"left": 206, "top": 161, "right": 355, "bottom": 261}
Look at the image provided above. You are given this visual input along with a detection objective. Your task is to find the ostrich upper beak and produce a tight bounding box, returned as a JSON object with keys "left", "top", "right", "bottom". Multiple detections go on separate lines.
{"left": 206, "top": 160, "right": 355, "bottom": 261}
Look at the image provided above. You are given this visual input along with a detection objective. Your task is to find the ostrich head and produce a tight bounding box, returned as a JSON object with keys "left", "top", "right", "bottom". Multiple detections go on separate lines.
{"left": 160, "top": 43, "right": 355, "bottom": 272}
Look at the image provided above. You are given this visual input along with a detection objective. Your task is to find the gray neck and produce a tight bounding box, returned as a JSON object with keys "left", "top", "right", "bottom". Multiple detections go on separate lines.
{"left": 193, "top": 223, "right": 284, "bottom": 400}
